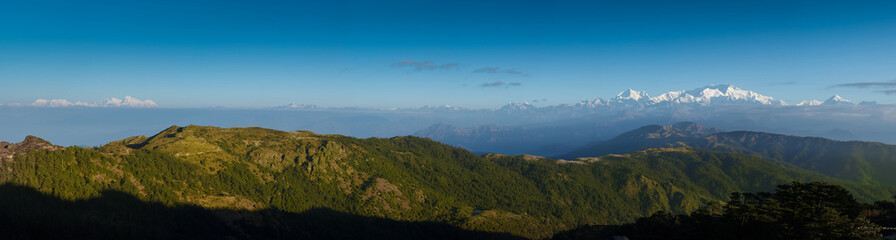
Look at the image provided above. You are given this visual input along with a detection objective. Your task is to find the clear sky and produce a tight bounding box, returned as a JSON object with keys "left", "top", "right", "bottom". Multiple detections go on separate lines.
{"left": 2, "top": 0, "right": 896, "bottom": 108}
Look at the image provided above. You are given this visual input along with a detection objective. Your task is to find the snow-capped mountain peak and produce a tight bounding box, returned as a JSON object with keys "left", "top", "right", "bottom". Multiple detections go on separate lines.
{"left": 273, "top": 84, "right": 858, "bottom": 112}
{"left": 797, "top": 100, "right": 823, "bottom": 106}
{"left": 823, "top": 95, "right": 853, "bottom": 105}
{"left": 649, "top": 90, "right": 685, "bottom": 103}
{"left": 614, "top": 89, "right": 650, "bottom": 101}
{"left": 498, "top": 101, "right": 535, "bottom": 111}
{"left": 647, "top": 85, "right": 783, "bottom": 106}
{"left": 279, "top": 103, "right": 319, "bottom": 109}
{"left": 575, "top": 97, "right": 607, "bottom": 108}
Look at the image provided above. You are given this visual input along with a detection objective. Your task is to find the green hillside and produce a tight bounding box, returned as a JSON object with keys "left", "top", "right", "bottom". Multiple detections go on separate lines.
{"left": 700, "top": 131, "right": 896, "bottom": 185}
{"left": 1, "top": 125, "right": 894, "bottom": 239}
{"left": 553, "top": 182, "right": 894, "bottom": 240}
{"left": 558, "top": 122, "right": 896, "bottom": 185}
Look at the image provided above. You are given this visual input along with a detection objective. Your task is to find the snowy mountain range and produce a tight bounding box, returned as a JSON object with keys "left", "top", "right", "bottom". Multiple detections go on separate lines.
{"left": 498, "top": 84, "right": 854, "bottom": 112}
{"left": 270, "top": 84, "right": 858, "bottom": 113}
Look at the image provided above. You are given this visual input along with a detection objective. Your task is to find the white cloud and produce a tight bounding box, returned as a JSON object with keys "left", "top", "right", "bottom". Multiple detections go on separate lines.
{"left": 31, "top": 99, "right": 96, "bottom": 107}
{"left": 27, "top": 96, "right": 158, "bottom": 108}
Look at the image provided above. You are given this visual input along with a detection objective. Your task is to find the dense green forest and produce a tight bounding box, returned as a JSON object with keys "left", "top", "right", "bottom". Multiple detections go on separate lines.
{"left": 554, "top": 182, "right": 896, "bottom": 240}
{"left": 1, "top": 125, "right": 895, "bottom": 239}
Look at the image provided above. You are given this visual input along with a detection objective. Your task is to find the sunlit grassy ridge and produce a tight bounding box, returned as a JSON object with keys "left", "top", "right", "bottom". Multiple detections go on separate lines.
{"left": 2, "top": 125, "right": 894, "bottom": 239}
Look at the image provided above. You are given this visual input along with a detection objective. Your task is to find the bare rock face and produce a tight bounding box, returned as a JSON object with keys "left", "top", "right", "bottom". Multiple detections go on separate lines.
{"left": 0, "top": 142, "right": 11, "bottom": 160}
{"left": 0, "top": 136, "right": 63, "bottom": 161}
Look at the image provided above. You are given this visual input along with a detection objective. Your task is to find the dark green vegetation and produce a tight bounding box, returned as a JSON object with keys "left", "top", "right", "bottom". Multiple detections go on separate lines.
{"left": 0, "top": 184, "right": 522, "bottom": 240}
{"left": 1, "top": 125, "right": 895, "bottom": 239}
{"left": 554, "top": 182, "right": 896, "bottom": 240}
{"left": 558, "top": 122, "right": 896, "bottom": 185}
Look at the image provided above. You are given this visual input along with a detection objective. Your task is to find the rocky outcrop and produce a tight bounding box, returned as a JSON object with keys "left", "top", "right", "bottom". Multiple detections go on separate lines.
{"left": 0, "top": 136, "right": 63, "bottom": 161}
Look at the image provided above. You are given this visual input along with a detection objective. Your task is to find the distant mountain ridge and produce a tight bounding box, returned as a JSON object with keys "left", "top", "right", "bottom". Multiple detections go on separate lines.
{"left": 267, "top": 84, "right": 860, "bottom": 113}
{"left": 553, "top": 122, "right": 721, "bottom": 161}
{"left": 612, "top": 122, "right": 721, "bottom": 140}
{"left": 557, "top": 122, "right": 896, "bottom": 185}
{"left": 501, "top": 85, "right": 857, "bottom": 110}
{"left": 493, "top": 84, "right": 852, "bottom": 112}
{"left": 413, "top": 118, "right": 662, "bottom": 156}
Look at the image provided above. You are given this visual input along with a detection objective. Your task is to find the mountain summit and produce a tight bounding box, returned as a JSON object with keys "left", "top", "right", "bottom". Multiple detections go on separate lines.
{"left": 616, "top": 122, "right": 722, "bottom": 141}
{"left": 823, "top": 95, "right": 853, "bottom": 105}
{"left": 540, "top": 84, "right": 789, "bottom": 113}
{"left": 498, "top": 101, "right": 535, "bottom": 111}
{"left": 798, "top": 95, "right": 853, "bottom": 106}
{"left": 555, "top": 84, "right": 790, "bottom": 111}
{"left": 612, "top": 89, "right": 651, "bottom": 103}
{"left": 649, "top": 85, "right": 784, "bottom": 105}
{"left": 555, "top": 122, "right": 722, "bottom": 159}
{"left": 0, "top": 136, "right": 63, "bottom": 161}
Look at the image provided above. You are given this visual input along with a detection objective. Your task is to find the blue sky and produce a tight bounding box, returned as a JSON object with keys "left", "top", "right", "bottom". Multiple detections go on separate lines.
{"left": 2, "top": 0, "right": 896, "bottom": 108}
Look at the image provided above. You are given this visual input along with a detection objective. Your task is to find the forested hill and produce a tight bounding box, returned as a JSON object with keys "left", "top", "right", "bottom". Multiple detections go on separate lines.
{"left": 1, "top": 125, "right": 894, "bottom": 239}
{"left": 557, "top": 122, "right": 896, "bottom": 185}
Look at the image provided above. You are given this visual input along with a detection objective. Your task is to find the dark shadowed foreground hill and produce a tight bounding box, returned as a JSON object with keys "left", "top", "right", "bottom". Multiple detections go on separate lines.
{"left": 558, "top": 122, "right": 896, "bottom": 185}
{"left": 0, "top": 184, "right": 521, "bottom": 240}
{"left": 1, "top": 125, "right": 894, "bottom": 238}
{"left": 552, "top": 182, "right": 895, "bottom": 240}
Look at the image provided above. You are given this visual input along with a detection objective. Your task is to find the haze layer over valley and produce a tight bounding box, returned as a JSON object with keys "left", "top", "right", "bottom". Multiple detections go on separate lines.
{"left": 5, "top": 85, "right": 895, "bottom": 157}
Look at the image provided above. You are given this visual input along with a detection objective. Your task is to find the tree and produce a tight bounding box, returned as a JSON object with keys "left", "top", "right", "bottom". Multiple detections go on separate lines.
{"left": 618, "top": 182, "right": 883, "bottom": 240}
